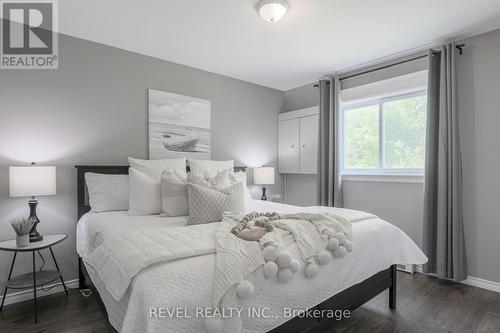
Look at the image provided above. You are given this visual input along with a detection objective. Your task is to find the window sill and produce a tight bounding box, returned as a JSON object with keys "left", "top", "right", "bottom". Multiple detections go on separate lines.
{"left": 341, "top": 173, "right": 424, "bottom": 184}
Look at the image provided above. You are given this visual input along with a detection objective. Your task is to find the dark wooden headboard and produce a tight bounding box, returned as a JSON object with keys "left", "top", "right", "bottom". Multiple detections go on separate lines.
{"left": 75, "top": 165, "right": 247, "bottom": 220}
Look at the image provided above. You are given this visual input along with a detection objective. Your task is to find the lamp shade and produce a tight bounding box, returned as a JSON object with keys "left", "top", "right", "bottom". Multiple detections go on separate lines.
{"left": 9, "top": 166, "right": 57, "bottom": 197}
{"left": 254, "top": 167, "right": 275, "bottom": 185}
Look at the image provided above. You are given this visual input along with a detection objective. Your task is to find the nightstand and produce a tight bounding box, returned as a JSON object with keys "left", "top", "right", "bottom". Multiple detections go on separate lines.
{"left": 0, "top": 233, "right": 68, "bottom": 323}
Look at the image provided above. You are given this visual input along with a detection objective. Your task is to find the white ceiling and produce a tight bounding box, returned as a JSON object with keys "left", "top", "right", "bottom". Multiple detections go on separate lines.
{"left": 59, "top": 0, "right": 500, "bottom": 91}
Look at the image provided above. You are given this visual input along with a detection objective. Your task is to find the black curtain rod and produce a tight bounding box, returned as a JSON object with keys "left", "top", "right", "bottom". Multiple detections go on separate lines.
{"left": 313, "top": 44, "right": 466, "bottom": 87}
{"left": 313, "top": 54, "right": 427, "bottom": 87}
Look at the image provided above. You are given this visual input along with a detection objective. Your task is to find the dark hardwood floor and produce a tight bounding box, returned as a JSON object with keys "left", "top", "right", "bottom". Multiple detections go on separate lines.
{"left": 327, "top": 273, "right": 500, "bottom": 333}
{"left": 0, "top": 289, "right": 108, "bottom": 333}
{"left": 1, "top": 272, "right": 499, "bottom": 333}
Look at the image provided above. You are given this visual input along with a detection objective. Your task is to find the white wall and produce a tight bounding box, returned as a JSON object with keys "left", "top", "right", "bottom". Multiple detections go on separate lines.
{"left": 0, "top": 30, "right": 283, "bottom": 297}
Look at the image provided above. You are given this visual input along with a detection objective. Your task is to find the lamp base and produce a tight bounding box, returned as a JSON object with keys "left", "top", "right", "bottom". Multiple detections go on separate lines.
{"left": 30, "top": 233, "right": 43, "bottom": 243}
{"left": 261, "top": 187, "right": 268, "bottom": 201}
{"left": 28, "top": 199, "right": 43, "bottom": 243}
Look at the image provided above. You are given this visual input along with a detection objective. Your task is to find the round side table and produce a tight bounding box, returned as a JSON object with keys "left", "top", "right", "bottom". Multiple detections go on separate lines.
{"left": 0, "top": 233, "right": 68, "bottom": 323}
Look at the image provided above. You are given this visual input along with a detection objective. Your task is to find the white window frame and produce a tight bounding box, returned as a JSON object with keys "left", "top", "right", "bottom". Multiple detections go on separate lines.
{"left": 340, "top": 90, "right": 427, "bottom": 178}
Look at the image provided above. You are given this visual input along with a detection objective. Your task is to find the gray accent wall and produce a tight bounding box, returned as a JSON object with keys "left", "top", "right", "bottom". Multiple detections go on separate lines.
{"left": 458, "top": 28, "right": 500, "bottom": 284}
{"left": 0, "top": 31, "right": 283, "bottom": 296}
{"left": 343, "top": 181, "right": 424, "bottom": 248}
{"left": 283, "top": 83, "right": 319, "bottom": 112}
{"left": 282, "top": 28, "right": 500, "bottom": 284}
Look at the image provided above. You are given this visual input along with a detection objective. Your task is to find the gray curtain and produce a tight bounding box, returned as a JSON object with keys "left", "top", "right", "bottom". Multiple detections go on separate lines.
{"left": 423, "top": 43, "right": 467, "bottom": 281}
{"left": 317, "top": 77, "right": 342, "bottom": 207}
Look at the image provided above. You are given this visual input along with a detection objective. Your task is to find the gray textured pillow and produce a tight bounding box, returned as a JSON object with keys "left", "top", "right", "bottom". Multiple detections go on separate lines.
{"left": 187, "top": 182, "right": 245, "bottom": 225}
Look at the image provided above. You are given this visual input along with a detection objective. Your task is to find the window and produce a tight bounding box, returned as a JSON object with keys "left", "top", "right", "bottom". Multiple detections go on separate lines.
{"left": 342, "top": 91, "right": 427, "bottom": 174}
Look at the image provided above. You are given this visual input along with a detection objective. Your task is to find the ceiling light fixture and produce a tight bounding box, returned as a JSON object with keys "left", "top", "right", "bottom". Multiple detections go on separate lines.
{"left": 257, "top": 0, "right": 289, "bottom": 23}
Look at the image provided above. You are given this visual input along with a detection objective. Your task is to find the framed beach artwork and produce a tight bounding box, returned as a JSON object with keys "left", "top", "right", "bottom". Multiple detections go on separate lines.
{"left": 148, "top": 89, "right": 211, "bottom": 160}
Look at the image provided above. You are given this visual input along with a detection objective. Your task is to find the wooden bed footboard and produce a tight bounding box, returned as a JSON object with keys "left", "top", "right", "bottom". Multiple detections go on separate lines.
{"left": 268, "top": 265, "right": 397, "bottom": 333}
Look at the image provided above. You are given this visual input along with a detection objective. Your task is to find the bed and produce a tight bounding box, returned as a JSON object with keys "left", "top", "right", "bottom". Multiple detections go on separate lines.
{"left": 75, "top": 165, "right": 427, "bottom": 333}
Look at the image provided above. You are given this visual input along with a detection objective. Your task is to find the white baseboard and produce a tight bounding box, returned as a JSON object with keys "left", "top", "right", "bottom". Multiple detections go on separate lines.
{"left": 462, "top": 276, "right": 500, "bottom": 293}
{"left": 0, "top": 279, "right": 78, "bottom": 307}
{"left": 397, "top": 264, "right": 417, "bottom": 274}
{"left": 413, "top": 264, "right": 500, "bottom": 294}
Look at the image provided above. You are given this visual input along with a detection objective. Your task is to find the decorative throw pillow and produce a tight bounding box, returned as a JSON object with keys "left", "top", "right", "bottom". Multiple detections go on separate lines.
{"left": 204, "top": 169, "right": 232, "bottom": 189}
{"left": 128, "top": 157, "right": 186, "bottom": 179}
{"left": 230, "top": 170, "right": 252, "bottom": 199}
{"left": 160, "top": 169, "right": 189, "bottom": 217}
{"left": 160, "top": 169, "right": 235, "bottom": 218}
{"left": 188, "top": 168, "right": 233, "bottom": 190}
{"left": 232, "top": 170, "right": 247, "bottom": 186}
{"left": 128, "top": 168, "right": 162, "bottom": 215}
{"left": 187, "top": 182, "right": 245, "bottom": 225}
{"left": 187, "top": 159, "right": 234, "bottom": 178}
{"left": 128, "top": 157, "right": 186, "bottom": 215}
{"left": 85, "top": 173, "right": 129, "bottom": 212}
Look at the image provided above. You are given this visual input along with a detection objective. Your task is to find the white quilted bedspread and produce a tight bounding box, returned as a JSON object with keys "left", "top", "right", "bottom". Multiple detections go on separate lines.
{"left": 78, "top": 200, "right": 427, "bottom": 333}
{"left": 85, "top": 223, "right": 217, "bottom": 301}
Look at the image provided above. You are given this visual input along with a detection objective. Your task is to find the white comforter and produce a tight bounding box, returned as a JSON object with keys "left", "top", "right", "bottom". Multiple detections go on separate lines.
{"left": 77, "top": 200, "right": 427, "bottom": 333}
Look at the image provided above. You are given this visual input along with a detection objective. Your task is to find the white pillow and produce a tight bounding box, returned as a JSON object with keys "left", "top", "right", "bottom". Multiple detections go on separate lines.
{"left": 85, "top": 173, "right": 129, "bottom": 212}
{"left": 128, "top": 157, "right": 186, "bottom": 216}
{"left": 128, "top": 168, "right": 162, "bottom": 215}
{"left": 201, "top": 169, "right": 233, "bottom": 190}
{"left": 231, "top": 170, "right": 252, "bottom": 199}
{"left": 160, "top": 169, "right": 235, "bottom": 217}
{"left": 128, "top": 157, "right": 186, "bottom": 179}
{"left": 161, "top": 169, "right": 189, "bottom": 217}
{"left": 188, "top": 159, "right": 234, "bottom": 177}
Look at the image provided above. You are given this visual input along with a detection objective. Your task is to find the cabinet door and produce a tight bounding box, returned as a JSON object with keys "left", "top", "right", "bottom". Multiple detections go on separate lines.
{"left": 299, "top": 114, "right": 319, "bottom": 174}
{"left": 278, "top": 118, "right": 300, "bottom": 173}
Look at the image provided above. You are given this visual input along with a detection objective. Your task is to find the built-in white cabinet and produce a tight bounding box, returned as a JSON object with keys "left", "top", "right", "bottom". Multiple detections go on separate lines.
{"left": 299, "top": 114, "right": 319, "bottom": 173}
{"left": 278, "top": 107, "right": 319, "bottom": 174}
{"left": 278, "top": 118, "right": 300, "bottom": 173}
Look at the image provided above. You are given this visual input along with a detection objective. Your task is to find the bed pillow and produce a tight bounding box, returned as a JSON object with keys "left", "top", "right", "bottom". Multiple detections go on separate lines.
{"left": 187, "top": 181, "right": 245, "bottom": 225}
{"left": 85, "top": 173, "right": 129, "bottom": 212}
{"left": 231, "top": 170, "right": 252, "bottom": 199}
{"left": 160, "top": 169, "right": 189, "bottom": 217}
{"left": 128, "top": 157, "right": 186, "bottom": 215}
{"left": 160, "top": 169, "right": 235, "bottom": 217}
{"left": 187, "top": 159, "right": 234, "bottom": 177}
{"left": 128, "top": 168, "right": 162, "bottom": 215}
{"left": 189, "top": 168, "right": 233, "bottom": 190}
{"left": 128, "top": 157, "right": 186, "bottom": 179}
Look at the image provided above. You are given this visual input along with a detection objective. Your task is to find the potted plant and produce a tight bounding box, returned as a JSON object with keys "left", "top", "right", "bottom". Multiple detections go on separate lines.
{"left": 10, "top": 217, "right": 36, "bottom": 247}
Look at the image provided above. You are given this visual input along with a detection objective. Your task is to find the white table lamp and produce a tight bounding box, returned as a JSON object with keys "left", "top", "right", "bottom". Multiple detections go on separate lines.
{"left": 254, "top": 166, "right": 275, "bottom": 201}
{"left": 9, "top": 163, "right": 56, "bottom": 242}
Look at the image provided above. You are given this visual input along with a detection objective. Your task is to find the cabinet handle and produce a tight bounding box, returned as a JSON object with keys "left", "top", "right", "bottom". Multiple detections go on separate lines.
{"left": 291, "top": 145, "right": 294, "bottom": 148}
{"left": 302, "top": 144, "right": 306, "bottom": 148}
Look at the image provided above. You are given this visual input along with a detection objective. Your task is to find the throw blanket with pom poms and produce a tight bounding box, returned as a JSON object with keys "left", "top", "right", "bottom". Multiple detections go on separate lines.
{"left": 206, "top": 211, "right": 356, "bottom": 333}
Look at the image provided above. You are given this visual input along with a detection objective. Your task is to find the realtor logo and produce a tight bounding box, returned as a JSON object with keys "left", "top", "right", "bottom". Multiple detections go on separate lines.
{"left": 1, "top": 0, "right": 58, "bottom": 69}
